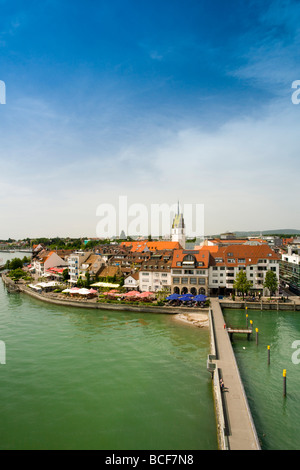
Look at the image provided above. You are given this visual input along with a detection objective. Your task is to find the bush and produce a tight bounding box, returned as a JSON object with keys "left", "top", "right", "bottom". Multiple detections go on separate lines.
{"left": 8, "top": 268, "right": 27, "bottom": 281}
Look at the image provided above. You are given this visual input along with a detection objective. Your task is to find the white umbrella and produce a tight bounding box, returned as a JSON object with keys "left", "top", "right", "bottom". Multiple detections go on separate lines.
{"left": 78, "top": 288, "right": 91, "bottom": 295}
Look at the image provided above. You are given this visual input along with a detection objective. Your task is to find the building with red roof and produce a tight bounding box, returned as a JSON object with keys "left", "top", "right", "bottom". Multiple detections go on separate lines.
{"left": 206, "top": 244, "right": 280, "bottom": 295}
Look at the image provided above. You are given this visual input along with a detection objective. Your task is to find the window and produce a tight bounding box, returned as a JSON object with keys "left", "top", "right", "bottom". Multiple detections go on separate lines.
{"left": 228, "top": 259, "right": 235, "bottom": 263}
{"left": 190, "top": 278, "right": 197, "bottom": 284}
{"left": 183, "top": 254, "right": 196, "bottom": 262}
{"left": 173, "top": 277, "right": 180, "bottom": 284}
{"left": 198, "top": 278, "right": 205, "bottom": 285}
{"left": 181, "top": 278, "right": 188, "bottom": 284}
{"left": 238, "top": 258, "right": 246, "bottom": 263}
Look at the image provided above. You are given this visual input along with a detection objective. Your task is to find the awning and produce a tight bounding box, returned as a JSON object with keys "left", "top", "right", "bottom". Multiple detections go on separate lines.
{"left": 36, "top": 281, "right": 58, "bottom": 288}
{"left": 91, "top": 282, "right": 120, "bottom": 288}
{"left": 28, "top": 284, "right": 42, "bottom": 290}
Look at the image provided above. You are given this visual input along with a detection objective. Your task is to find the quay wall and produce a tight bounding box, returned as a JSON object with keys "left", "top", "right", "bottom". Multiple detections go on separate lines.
{"left": 220, "top": 300, "right": 300, "bottom": 311}
{"left": 1, "top": 274, "right": 209, "bottom": 316}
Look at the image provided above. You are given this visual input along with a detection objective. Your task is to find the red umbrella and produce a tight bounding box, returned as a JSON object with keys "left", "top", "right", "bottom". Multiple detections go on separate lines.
{"left": 124, "top": 290, "right": 140, "bottom": 296}
{"left": 139, "top": 291, "right": 153, "bottom": 297}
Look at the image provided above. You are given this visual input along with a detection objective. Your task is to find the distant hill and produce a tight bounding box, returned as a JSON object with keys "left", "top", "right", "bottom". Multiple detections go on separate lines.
{"left": 234, "top": 230, "right": 300, "bottom": 237}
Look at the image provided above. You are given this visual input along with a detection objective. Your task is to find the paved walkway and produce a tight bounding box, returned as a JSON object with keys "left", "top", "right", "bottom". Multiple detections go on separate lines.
{"left": 211, "top": 298, "right": 261, "bottom": 450}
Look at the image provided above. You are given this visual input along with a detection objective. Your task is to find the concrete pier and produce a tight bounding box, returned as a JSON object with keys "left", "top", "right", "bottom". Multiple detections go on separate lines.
{"left": 209, "top": 298, "right": 261, "bottom": 450}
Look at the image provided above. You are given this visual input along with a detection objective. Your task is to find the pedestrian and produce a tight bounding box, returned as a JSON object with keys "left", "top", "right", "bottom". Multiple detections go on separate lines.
{"left": 220, "top": 378, "right": 224, "bottom": 391}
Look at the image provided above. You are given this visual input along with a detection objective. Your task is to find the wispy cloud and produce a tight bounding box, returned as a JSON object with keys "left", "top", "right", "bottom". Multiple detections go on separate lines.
{"left": 229, "top": 0, "right": 300, "bottom": 93}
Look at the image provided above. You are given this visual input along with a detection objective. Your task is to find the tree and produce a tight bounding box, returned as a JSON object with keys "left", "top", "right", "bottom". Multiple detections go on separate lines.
{"left": 233, "top": 270, "right": 252, "bottom": 300}
{"left": 7, "top": 258, "right": 23, "bottom": 270}
{"left": 263, "top": 270, "right": 278, "bottom": 298}
{"left": 8, "top": 268, "right": 27, "bottom": 281}
{"left": 84, "top": 272, "right": 91, "bottom": 287}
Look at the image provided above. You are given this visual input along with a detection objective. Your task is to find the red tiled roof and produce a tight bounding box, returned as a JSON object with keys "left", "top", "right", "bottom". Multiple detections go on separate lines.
{"left": 205, "top": 244, "right": 280, "bottom": 267}
{"left": 171, "top": 249, "right": 210, "bottom": 268}
{"left": 120, "top": 240, "right": 182, "bottom": 252}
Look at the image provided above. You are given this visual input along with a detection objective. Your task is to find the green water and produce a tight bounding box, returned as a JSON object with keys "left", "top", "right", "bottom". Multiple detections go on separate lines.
{"left": 223, "top": 308, "right": 300, "bottom": 450}
{"left": 0, "top": 253, "right": 217, "bottom": 450}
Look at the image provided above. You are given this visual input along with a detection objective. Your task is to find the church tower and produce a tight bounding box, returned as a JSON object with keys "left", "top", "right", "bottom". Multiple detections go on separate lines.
{"left": 171, "top": 202, "right": 186, "bottom": 248}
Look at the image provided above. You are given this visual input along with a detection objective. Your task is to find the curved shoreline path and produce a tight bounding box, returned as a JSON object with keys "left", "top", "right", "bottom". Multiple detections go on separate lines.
{"left": 210, "top": 298, "right": 261, "bottom": 450}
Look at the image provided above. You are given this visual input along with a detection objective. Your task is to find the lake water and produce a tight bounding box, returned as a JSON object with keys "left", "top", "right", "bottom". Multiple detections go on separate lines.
{"left": 0, "top": 252, "right": 218, "bottom": 450}
{"left": 223, "top": 307, "right": 300, "bottom": 450}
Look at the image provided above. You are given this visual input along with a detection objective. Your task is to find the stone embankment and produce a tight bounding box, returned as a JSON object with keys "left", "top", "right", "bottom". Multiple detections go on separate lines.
{"left": 0, "top": 274, "right": 209, "bottom": 323}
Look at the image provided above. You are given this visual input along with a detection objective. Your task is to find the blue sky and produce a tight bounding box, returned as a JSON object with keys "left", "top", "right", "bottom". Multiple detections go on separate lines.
{"left": 0, "top": 0, "right": 299, "bottom": 238}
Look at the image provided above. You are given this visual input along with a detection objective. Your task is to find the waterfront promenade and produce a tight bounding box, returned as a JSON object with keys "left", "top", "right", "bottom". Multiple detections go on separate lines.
{"left": 210, "top": 298, "right": 261, "bottom": 450}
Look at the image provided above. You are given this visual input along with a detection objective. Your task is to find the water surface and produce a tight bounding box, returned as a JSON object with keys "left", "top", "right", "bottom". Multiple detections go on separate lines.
{"left": 0, "top": 252, "right": 217, "bottom": 450}
{"left": 224, "top": 308, "right": 300, "bottom": 450}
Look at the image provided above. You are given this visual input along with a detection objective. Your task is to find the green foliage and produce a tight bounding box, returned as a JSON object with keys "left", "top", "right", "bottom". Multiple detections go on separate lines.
{"left": 84, "top": 272, "right": 91, "bottom": 287}
{"left": 5, "top": 257, "right": 23, "bottom": 270}
{"left": 263, "top": 270, "right": 278, "bottom": 297}
{"left": 233, "top": 270, "right": 252, "bottom": 299}
{"left": 8, "top": 268, "right": 28, "bottom": 281}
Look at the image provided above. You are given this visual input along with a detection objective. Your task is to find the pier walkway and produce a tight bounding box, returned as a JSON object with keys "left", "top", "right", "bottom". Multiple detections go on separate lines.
{"left": 210, "top": 298, "right": 261, "bottom": 450}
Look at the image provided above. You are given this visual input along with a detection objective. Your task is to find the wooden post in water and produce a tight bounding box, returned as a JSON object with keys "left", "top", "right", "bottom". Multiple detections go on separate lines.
{"left": 267, "top": 345, "right": 270, "bottom": 365}
{"left": 255, "top": 328, "right": 259, "bottom": 345}
{"left": 246, "top": 313, "right": 248, "bottom": 328}
{"left": 283, "top": 369, "right": 287, "bottom": 397}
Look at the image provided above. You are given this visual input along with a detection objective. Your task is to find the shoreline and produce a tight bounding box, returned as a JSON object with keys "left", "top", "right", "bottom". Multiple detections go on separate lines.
{"left": 0, "top": 274, "right": 209, "bottom": 327}
{"left": 173, "top": 312, "right": 209, "bottom": 328}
